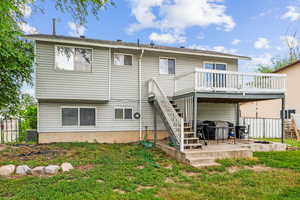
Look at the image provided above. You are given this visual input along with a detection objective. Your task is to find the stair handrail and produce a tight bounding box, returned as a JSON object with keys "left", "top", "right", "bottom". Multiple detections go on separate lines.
{"left": 148, "top": 78, "right": 184, "bottom": 152}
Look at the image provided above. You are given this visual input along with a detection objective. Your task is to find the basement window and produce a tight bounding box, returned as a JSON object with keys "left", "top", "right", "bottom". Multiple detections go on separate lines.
{"left": 55, "top": 46, "right": 92, "bottom": 72}
{"left": 114, "top": 108, "right": 133, "bottom": 120}
{"left": 114, "top": 54, "right": 133, "bottom": 66}
{"left": 62, "top": 107, "right": 96, "bottom": 126}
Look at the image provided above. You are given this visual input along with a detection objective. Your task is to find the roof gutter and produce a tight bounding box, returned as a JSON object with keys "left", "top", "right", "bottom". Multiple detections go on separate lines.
{"left": 24, "top": 36, "right": 251, "bottom": 60}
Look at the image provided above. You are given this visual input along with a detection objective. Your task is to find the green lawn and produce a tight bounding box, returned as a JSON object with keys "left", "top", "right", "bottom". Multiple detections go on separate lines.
{"left": 1, "top": 141, "right": 300, "bottom": 200}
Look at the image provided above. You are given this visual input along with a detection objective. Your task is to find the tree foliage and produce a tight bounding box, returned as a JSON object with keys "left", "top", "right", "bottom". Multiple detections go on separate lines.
{"left": 256, "top": 56, "right": 296, "bottom": 73}
{"left": 0, "top": 0, "right": 113, "bottom": 115}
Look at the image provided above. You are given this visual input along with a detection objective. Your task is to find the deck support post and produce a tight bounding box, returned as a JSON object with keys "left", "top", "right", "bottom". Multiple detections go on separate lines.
{"left": 281, "top": 97, "right": 285, "bottom": 144}
{"left": 193, "top": 93, "right": 198, "bottom": 137}
{"left": 236, "top": 103, "right": 240, "bottom": 126}
{"left": 153, "top": 107, "right": 157, "bottom": 146}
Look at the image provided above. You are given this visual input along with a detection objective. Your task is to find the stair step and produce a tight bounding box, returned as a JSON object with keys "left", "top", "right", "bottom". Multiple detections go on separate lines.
{"left": 184, "top": 143, "right": 202, "bottom": 150}
{"left": 184, "top": 137, "right": 199, "bottom": 141}
{"left": 187, "top": 157, "right": 217, "bottom": 165}
{"left": 175, "top": 108, "right": 180, "bottom": 112}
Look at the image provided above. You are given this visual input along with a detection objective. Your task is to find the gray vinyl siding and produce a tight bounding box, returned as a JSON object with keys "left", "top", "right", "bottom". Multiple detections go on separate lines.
{"left": 35, "top": 42, "right": 109, "bottom": 100}
{"left": 38, "top": 101, "right": 165, "bottom": 132}
{"left": 110, "top": 50, "right": 139, "bottom": 100}
{"left": 197, "top": 103, "right": 237, "bottom": 124}
{"left": 36, "top": 41, "right": 239, "bottom": 133}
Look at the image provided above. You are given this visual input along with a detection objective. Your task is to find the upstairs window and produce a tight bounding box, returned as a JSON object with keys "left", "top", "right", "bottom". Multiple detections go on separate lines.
{"left": 159, "top": 58, "right": 175, "bottom": 75}
{"left": 55, "top": 46, "right": 92, "bottom": 72}
{"left": 114, "top": 108, "right": 133, "bottom": 120}
{"left": 114, "top": 54, "right": 133, "bottom": 66}
{"left": 62, "top": 107, "right": 96, "bottom": 127}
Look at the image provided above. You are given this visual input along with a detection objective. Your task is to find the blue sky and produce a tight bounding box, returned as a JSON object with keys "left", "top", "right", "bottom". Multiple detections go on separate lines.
{"left": 21, "top": 0, "right": 300, "bottom": 94}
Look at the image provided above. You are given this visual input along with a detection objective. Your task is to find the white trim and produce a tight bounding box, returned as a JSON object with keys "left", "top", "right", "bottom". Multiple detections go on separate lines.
{"left": 54, "top": 45, "right": 93, "bottom": 72}
{"left": 60, "top": 106, "right": 97, "bottom": 127}
{"left": 27, "top": 36, "right": 250, "bottom": 60}
{"left": 113, "top": 53, "right": 133, "bottom": 66}
{"left": 159, "top": 57, "right": 176, "bottom": 75}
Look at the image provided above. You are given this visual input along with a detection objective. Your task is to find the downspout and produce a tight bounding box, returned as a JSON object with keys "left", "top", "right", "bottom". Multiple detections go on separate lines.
{"left": 138, "top": 48, "right": 145, "bottom": 140}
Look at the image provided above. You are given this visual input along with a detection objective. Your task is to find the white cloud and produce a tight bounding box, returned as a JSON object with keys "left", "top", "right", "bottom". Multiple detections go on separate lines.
{"left": 254, "top": 37, "right": 270, "bottom": 49}
{"left": 18, "top": 22, "right": 38, "bottom": 34}
{"left": 68, "top": 22, "right": 86, "bottom": 37}
{"left": 188, "top": 44, "right": 237, "bottom": 54}
{"left": 128, "top": 0, "right": 235, "bottom": 34}
{"left": 149, "top": 32, "right": 186, "bottom": 44}
{"left": 281, "top": 6, "right": 300, "bottom": 21}
{"left": 252, "top": 53, "right": 273, "bottom": 66}
{"left": 19, "top": 3, "right": 32, "bottom": 18}
{"left": 232, "top": 39, "right": 241, "bottom": 45}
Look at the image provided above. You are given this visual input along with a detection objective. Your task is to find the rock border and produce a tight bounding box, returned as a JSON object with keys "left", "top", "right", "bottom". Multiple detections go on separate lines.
{"left": 0, "top": 162, "right": 74, "bottom": 177}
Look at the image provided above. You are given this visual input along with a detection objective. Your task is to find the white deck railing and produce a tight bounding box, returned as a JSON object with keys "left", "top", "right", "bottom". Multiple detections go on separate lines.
{"left": 148, "top": 78, "right": 184, "bottom": 152}
{"left": 175, "top": 69, "right": 287, "bottom": 95}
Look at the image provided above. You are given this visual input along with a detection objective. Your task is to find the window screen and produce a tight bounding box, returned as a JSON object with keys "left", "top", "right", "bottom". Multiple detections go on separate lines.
{"left": 56, "top": 46, "right": 92, "bottom": 71}
{"left": 115, "top": 108, "right": 124, "bottom": 119}
{"left": 62, "top": 108, "right": 78, "bottom": 126}
{"left": 124, "top": 108, "right": 133, "bottom": 119}
{"left": 159, "top": 58, "right": 175, "bottom": 74}
{"left": 80, "top": 108, "right": 96, "bottom": 126}
{"left": 114, "top": 54, "right": 132, "bottom": 66}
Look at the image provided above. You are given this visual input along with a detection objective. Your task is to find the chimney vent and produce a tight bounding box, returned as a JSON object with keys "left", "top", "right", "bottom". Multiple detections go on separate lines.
{"left": 116, "top": 39, "right": 122, "bottom": 42}
{"left": 180, "top": 46, "right": 185, "bottom": 48}
{"left": 52, "top": 18, "right": 56, "bottom": 35}
{"left": 80, "top": 35, "right": 85, "bottom": 38}
{"left": 150, "top": 40, "right": 155, "bottom": 47}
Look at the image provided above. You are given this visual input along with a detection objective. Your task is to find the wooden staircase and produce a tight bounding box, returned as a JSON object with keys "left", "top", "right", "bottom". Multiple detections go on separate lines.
{"left": 169, "top": 100, "right": 202, "bottom": 150}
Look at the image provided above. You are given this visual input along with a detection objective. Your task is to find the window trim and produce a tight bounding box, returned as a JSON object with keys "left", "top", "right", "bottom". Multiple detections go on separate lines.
{"left": 203, "top": 61, "right": 227, "bottom": 71}
{"left": 113, "top": 53, "right": 133, "bottom": 66}
{"left": 54, "top": 45, "right": 93, "bottom": 72}
{"left": 114, "top": 107, "right": 133, "bottom": 120}
{"left": 61, "top": 106, "right": 97, "bottom": 127}
{"left": 159, "top": 57, "right": 176, "bottom": 75}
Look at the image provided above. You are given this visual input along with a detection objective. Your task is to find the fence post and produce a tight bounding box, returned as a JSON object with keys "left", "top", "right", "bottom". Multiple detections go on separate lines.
{"left": 0, "top": 119, "right": 3, "bottom": 144}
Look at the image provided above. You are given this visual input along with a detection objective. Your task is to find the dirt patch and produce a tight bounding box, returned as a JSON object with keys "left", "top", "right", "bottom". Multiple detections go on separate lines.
{"left": 0, "top": 144, "right": 66, "bottom": 162}
{"left": 96, "top": 179, "right": 104, "bottom": 183}
{"left": 0, "top": 144, "right": 7, "bottom": 151}
{"left": 163, "top": 164, "right": 173, "bottom": 169}
{"left": 227, "top": 166, "right": 242, "bottom": 173}
{"left": 228, "top": 165, "right": 274, "bottom": 173}
{"left": 165, "top": 177, "right": 176, "bottom": 183}
{"left": 182, "top": 171, "right": 199, "bottom": 177}
{"left": 113, "top": 189, "right": 126, "bottom": 194}
{"left": 246, "top": 165, "right": 273, "bottom": 172}
{"left": 77, "top": 164, "right": 94, "bottom": 171}
{"left": 137, "top": 165, "right": 144, "bottom": 169}
{"left": 136, "top": 185, "right": 155, "bottom": 191}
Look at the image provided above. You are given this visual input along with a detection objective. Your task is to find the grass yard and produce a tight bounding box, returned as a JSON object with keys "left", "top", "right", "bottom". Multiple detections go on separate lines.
{"left": 1, "top": 140, "right": 300, "bottom": 200}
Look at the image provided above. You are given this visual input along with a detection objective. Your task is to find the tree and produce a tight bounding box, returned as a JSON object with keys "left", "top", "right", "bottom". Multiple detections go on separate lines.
{"left": 0, "top": 0, "right": 113, "bottom": 115}
{"left": 256, "top": 31, "right": 300, "bottom": 73}
{"left": 256, "top": 56, "right": 293, "bottom": 73}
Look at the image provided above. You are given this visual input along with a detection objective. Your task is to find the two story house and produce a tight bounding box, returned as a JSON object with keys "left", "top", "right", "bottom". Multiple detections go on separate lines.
{"left": 25, "top": 34, "right": 286, "bottom": 152}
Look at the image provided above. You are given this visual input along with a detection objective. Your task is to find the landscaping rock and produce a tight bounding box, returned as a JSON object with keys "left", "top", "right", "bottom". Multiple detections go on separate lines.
{"left": 0, "top": 165, "right": 15, "bottom": 177}
{"left": 31, "top": 166, "right": 45, "bottom": 176}
{"left": 44, "top": 165, "right": 60, "bottom": 175}
{"left": 61, "top": 162, "right": 74, "bottom": 172}
{"left": 16, "top": 165, "right": 31, "bottom": 175}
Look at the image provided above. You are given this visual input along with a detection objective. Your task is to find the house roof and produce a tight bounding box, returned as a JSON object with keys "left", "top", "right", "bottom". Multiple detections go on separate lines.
{"left": 24, "top": 34, "right": 251, "bottom": 60}
{"left": 273, "top": 60, "right": 300, "bottom": 73}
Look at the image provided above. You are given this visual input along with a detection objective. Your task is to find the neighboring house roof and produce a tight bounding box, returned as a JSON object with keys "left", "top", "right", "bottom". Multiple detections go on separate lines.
{"left": 273, "top": 60, "right": 300, "bottom": 73}
{"left": 24, "top": 34, "right": 251, "bottom": 60}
